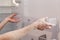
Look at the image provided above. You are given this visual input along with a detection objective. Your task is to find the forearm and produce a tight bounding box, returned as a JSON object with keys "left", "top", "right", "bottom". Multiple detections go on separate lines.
{"left": 0, "top": 19, "right": 8, "bottom": 30}
{"left": 16, "top": 23, "right": 37, "bottom": 38}
{"left": 0, "top": 23, "right": 37, "bottom": 40}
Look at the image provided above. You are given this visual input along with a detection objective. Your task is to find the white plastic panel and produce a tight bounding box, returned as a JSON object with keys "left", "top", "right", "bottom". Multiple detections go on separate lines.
{"left": 0, "top": 0, "right": 15, "bottom": 6}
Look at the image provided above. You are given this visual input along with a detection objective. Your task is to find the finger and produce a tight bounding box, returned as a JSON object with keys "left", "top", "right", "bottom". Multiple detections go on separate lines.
{"left": 12, "top": 18, "right": 20, "bottom": 22}
{"left": 9, "top": 13, "right": 17, "bottom": 18}
{"left": 45, "top": 22, "right": 55, "bottom": 26}
{"left": 46, "top": 26, "right": 52, "bottom": 29}
{"left": 15, "top": 19, "right": 20, "bottom": 23}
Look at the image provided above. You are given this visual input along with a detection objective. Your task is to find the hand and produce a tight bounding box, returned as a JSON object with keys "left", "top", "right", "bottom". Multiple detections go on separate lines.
{"left": 34, "top": 17, "right": 53, "bottom": 30}
{"left": 5, "top": 13, "right": 20, "bottom": 23}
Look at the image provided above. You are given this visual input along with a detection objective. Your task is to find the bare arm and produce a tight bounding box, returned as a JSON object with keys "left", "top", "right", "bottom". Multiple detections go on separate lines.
{"left": 0, "top": 17, "right": 53, "bottom": 40}
{"left": 0, "top": 13, "right": 19, "bottom": 30}
{"left": 0, "top": 23, "right": 37, "bottom": 40}
{"left": 0, "top": 19, "right": 9, "bottom": 30}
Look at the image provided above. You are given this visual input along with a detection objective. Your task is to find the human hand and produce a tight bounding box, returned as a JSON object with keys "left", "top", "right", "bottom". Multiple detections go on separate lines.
{"left": 34, "top": 17, "right": 54, "bottom": 30}
{"left": 5, "top": 13, "right": 20, "bottom": 23}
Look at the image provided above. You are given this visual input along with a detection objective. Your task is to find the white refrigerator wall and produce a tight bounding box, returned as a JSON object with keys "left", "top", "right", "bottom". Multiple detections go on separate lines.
{"left": 24, "top": 0, "right": 59, "bottom": 18}
{"left": 23, "top": 0, "right": 60, "bottom": 40}
{"left": 24, "top": 0, "right": 60, "bottom": 24}
{"left": 23, "top": 0, "right": 60, "bottom": 31}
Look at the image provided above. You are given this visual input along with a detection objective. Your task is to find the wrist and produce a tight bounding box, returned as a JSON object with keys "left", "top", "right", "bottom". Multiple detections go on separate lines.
{"left": 5, "top": 18, "right": 9, "bottom": 22}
